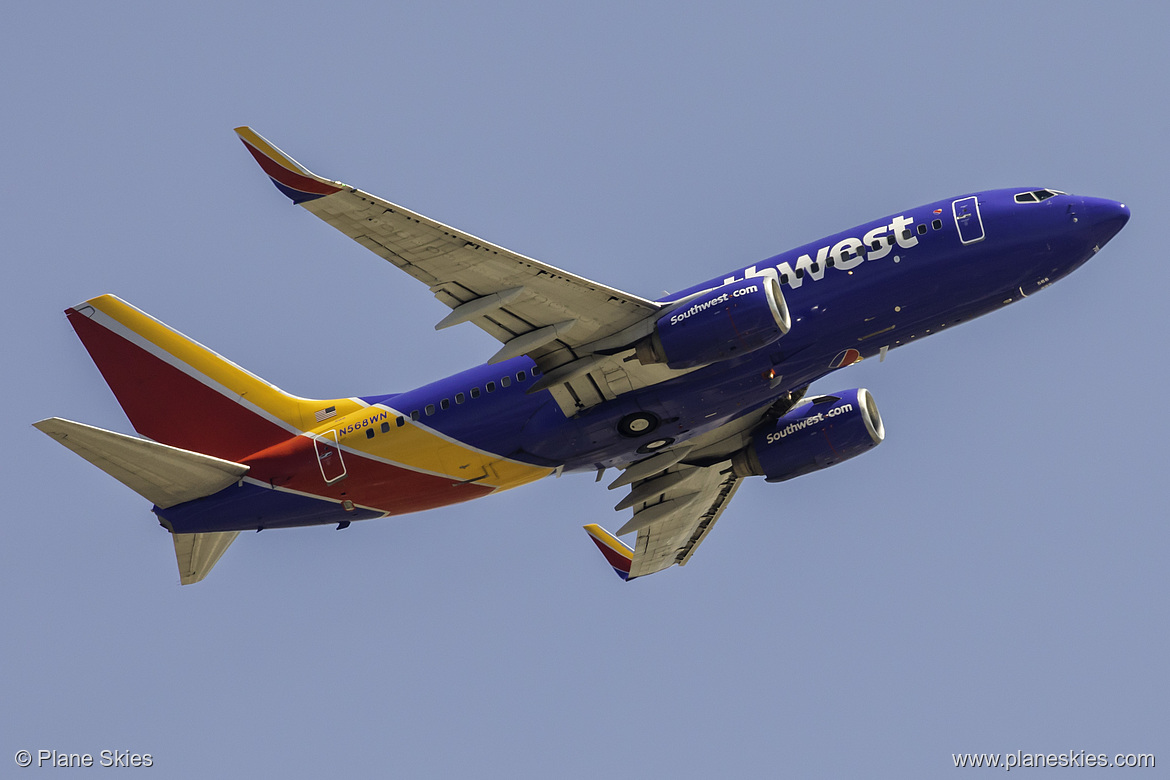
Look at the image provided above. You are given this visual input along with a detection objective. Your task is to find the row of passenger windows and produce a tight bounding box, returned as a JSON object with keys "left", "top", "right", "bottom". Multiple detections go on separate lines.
{"left": 362, "top": 367, "right": 541, "bottom": 438}
{"left": 780, "top": 219, "right": 944, "bottom": 282}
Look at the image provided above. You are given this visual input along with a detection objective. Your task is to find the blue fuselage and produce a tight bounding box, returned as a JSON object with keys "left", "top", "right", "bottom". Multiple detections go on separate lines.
{"left": 359, "top": 189, "right": 1128, "bottom": 474}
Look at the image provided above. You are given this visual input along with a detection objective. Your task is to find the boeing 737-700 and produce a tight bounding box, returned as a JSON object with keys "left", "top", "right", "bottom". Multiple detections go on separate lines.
{"left": 35, "top": 128, "right": 1129, "bottom": 583}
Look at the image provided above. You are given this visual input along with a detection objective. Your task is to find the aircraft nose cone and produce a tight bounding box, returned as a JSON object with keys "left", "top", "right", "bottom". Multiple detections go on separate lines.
{"left": 1081, "top": 197, "right": 1130, "bottom": 246}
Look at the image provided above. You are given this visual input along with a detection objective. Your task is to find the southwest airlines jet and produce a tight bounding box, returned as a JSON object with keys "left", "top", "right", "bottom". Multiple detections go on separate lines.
{"left": 35, "top": 128, "right": 1130, "bottom": 584}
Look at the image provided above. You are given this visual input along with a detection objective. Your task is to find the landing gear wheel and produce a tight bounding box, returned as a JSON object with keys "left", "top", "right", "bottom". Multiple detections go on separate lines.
{"left": 617, "top": 412, "right": 659, "bottom": 438}
{"left": 637, "top": 437, "right": 675, "bottom": 454}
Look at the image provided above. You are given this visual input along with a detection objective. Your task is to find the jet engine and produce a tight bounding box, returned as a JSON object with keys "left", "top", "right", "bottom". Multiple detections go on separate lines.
{"left": 731, "top": 388, "right": 884, "bottom": 482}
{"left": 635, "top": 276, "right": 791, "bottom": 369}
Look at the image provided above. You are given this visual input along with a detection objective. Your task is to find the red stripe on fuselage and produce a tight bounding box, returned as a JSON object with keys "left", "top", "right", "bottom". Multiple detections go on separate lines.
{"left": 244, "top": 434, "right": 494, "bottom": 516}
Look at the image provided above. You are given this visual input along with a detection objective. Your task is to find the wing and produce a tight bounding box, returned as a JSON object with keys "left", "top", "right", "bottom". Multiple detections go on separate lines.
{"left": 580, "top": 400, "right": 790, "bottom": 579}
{"left": 586, "top": 461, "right": 741, "bottom": 579}
{"left": 235, "top": 127, "right": 685, "bottom": 413}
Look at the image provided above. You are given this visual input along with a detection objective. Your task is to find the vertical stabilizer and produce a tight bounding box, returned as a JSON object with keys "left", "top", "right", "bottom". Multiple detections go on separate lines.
{"left": 64, "top": 295, "right": 363, "bottom": 461}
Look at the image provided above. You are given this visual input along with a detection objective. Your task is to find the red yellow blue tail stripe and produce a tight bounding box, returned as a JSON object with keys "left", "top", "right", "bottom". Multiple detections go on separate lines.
{"left": 67, "top": 295, "right": 550, "bottom": 517}
{"left": 583, "top": 524, "right": 634, "bottom": 581}
{"left": 234, "top": 126, "right": 343, "bottom": 204}
{"left": 66, "top": 294, "right": 346, "bottom": 460}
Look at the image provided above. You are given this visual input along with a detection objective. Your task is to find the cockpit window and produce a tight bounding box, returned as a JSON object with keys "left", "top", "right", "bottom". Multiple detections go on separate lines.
{"left": 1014, "top": 189, "right": 1065, "bottom": 203}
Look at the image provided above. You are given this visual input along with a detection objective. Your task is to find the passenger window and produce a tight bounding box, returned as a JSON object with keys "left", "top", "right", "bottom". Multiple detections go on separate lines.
{"left": 411, "top": 410, "right": 420, "bottom": 421}
{"left": 501, "top": 376, "right": 511, "bottom": 388}
{"left": 470, "top": 387, "right": 481, "bottom": 399}
{"left": 932, "top": 219, "right": 942, "bottom": 230}
{"left": 455, "top": 392, "right": 465, "bottom": 404}
{"left": 531, "top": 366, "right": 541, "bottom": 376}
{"left": 365, "top": 429, "right": 374, "bottom": 439}
{"left": 917, "top": 223, "right": 927, "bottom": 235}
{"left": 381, "top": 421, "right": 391, "bottom": 433}
{"left": 486, "top": 381, "right": 496, "bottom": 393}
{"left": 440, "top": 398, "right": 450, "bottom": 410}
{"left": 425, "top": 404, "right": 435, "bottom": 416}
{"left": 516, "top": 371, "right": 526, "bottom": 382}
{"left": 395, "top": 416, "right": 405, "bottom": 427}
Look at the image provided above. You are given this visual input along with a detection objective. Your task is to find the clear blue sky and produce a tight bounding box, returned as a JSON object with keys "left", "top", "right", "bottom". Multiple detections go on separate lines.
{"left": 3, "top": 2, "right": 1166, "bottom": 776}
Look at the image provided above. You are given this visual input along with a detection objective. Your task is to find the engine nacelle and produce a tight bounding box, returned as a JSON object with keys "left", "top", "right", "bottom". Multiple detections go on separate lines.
{"left": 731, "top": 388, "right": 884, "bottom": 482}
{"left": 636, "top": 276, "right": 791, "bottom": 369}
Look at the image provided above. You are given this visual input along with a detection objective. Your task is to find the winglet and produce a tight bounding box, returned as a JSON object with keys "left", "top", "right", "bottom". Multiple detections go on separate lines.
{"left": 234, "top": 126, "right": 344, "bottom": 204}
{"left": 583, "top": 523, "right": 634, "bottom": 581}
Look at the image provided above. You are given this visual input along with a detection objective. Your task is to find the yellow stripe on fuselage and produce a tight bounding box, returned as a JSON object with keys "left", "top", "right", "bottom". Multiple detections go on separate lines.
{"left": 328, "top": 406, "right": 551, "bottom": 490}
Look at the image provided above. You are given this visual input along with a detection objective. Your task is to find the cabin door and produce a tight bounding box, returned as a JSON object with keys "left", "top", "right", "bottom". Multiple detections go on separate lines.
{"left": 952, "top": 196, "right": 985, "bottom": 244}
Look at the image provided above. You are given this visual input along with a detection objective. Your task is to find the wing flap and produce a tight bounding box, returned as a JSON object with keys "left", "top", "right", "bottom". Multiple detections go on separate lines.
{"left": 631, "top": 465, "right": 741, "bottom": 577}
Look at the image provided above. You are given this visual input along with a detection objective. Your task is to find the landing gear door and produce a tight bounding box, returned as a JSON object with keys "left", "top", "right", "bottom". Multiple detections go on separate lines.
{"left": 952, "top": 196, "right": 985, "bottom": 244}
{"left": 313, "top": 429, "right": 347, "bottom": 484}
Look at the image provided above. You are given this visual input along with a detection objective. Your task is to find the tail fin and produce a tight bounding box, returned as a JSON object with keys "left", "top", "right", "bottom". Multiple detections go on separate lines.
{"left": 34, "top": 417, "right": 249, "bottom": 584}
{"left": 65, "top": 295, "right": 361, "bottom": 461}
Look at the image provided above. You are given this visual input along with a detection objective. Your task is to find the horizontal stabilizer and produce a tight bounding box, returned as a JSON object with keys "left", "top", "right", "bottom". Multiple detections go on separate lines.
{"left": 172, "top": 531, "right": 240, "bottom": 585}
{"left": 34, "top": 417, "right": 249, "bottom": 509}
{"left": 583, "top": 523, "right": 634, "bottom": 581}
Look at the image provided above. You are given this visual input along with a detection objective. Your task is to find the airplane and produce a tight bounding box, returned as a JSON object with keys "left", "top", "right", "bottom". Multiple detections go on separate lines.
{"left": 35, "top": 127, "right": 1130, "bottom": 584}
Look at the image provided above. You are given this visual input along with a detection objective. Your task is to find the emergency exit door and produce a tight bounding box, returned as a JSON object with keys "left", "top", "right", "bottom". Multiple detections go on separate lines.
{"left": 313, "top": 430, "right": 347, "bottom": 484}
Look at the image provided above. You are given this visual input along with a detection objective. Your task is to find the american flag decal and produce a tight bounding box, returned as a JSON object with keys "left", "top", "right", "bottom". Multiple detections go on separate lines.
{"left": 315, "top": 406, "right": 337, "bottom": 422}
